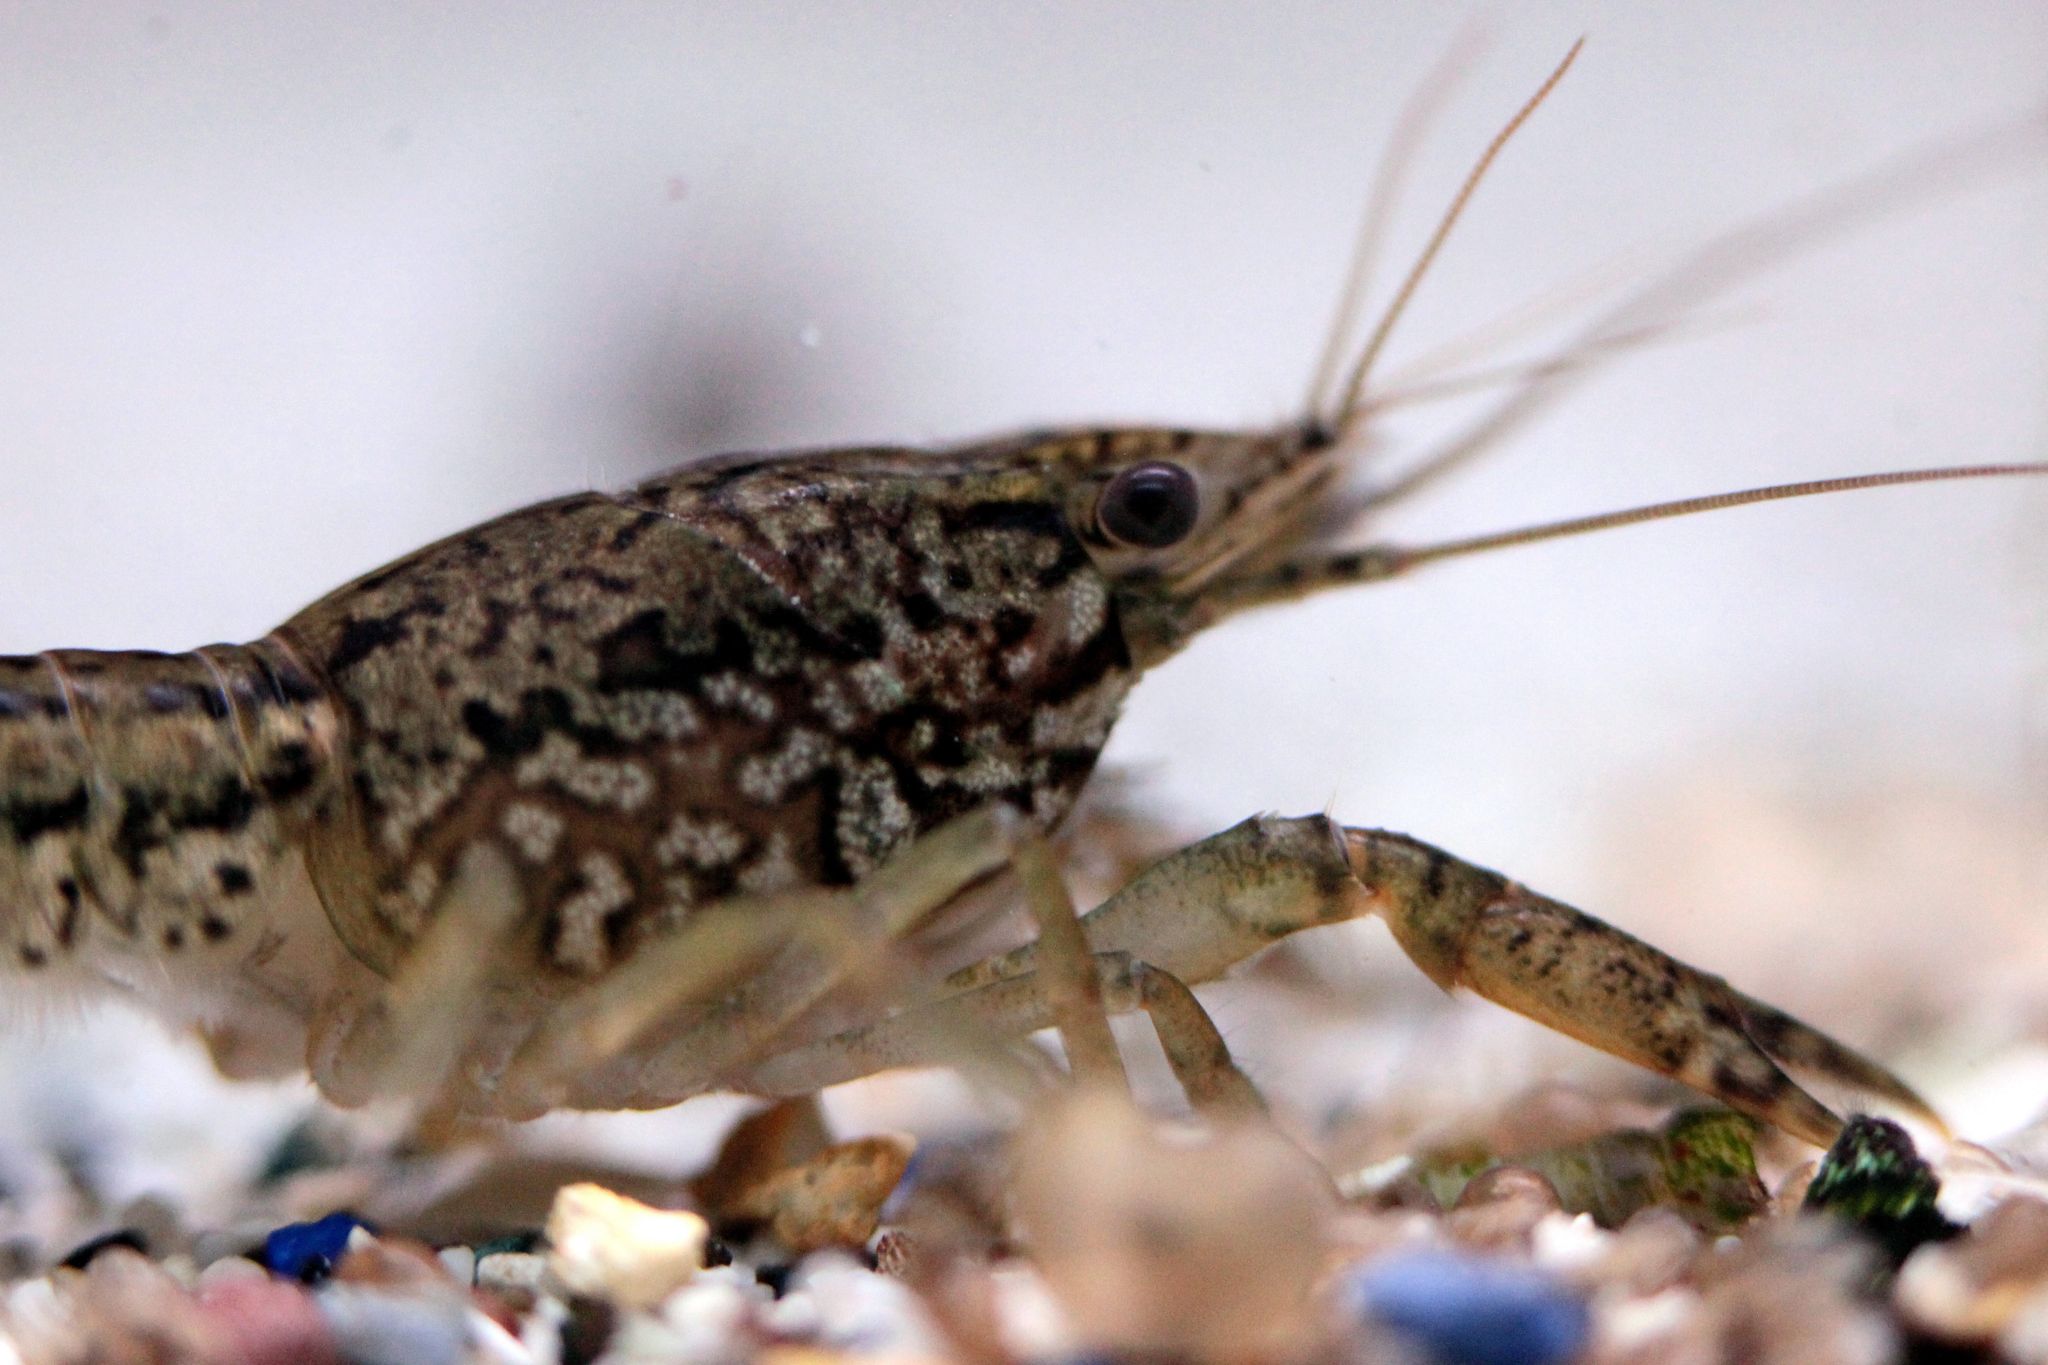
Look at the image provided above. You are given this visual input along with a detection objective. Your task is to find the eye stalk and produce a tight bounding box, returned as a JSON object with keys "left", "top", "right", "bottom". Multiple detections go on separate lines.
{"left": 1095, "top": 461, "right": 1200, "bottom": 549}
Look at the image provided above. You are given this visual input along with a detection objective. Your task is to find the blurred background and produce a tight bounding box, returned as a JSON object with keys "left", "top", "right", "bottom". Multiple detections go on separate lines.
{"left": 0, "top": 3, "right": 2040, "bottom": 1229}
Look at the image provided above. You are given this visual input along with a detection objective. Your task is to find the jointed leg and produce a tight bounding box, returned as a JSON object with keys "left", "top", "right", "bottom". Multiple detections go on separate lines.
{"left": 1014, "top": 834, "right": 1131, "bottom": 1096}
{"left": 500, "top": 806, "right": 1041, "bottom": 1112}
{"left": 323, "top": 806, "right": 1936, "bottom": 1145}
{"left": 315, "top": 807, "right": 1038, "bottom": 1118}
{"left": 1343, "top": 824, "right": 1942, "bottom": 1144}
{"left": 311, "top": 842, "right": 529, "bottom": 1111}
{"left": 741, "top": 949, "right": 1263, "bottom": 1115}
{"left": 625, "top": 814, "right": 1159, "bottom": 1109}
{"left": 737, "top": 814, "right": 1937, "bottom": 1147}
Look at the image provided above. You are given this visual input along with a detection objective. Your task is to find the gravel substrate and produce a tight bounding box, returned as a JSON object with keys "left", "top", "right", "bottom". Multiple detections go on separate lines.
{"left": 8, "top": 1088, "right": 2048, "bottom": 1364}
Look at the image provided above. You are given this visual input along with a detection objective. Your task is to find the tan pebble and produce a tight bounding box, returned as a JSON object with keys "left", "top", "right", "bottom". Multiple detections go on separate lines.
{"left": 198, "top": 1255, "right": 270, "bottom": 1289}
{"left": 1321, "top": 1206, "right": 1440, "bottom": 1276}
{"left": 1447, "top": 1165, "right": 1562, "bottom": 1251}
{"left": 1899, "top": 1195, "right": 2048, "bottom": 1340}
{"left": 1010, "top": 1091, "right": 1333, "bottom": 1359}
{"left": 1694, "top": 1219, "right": 1895, "bottom": 1363}
{"left": 76, "top": 1245, "right": 196, "bottom": 1306}
{"left": 333, "top": 1235, "right": 456, "bottom": 1291}
{"left": 546, "top": 1182, "right": 709, "bottom": 1310}
{"left": 693, "top": 1098, "right": 833, "bottom": 1216}
{"left": 729, "top": 1135, "right": 916, "bottom": 1254}
{"left": 2000, "top": 1281, "right": 2048, "bottom": 1364}
{"left": 57, "top": 1247, "right": 219, "bottom": 1357}
{"left": 1772, "top": 1159, "right": 1818, "bottom": 1216}
{"left": 873, "top": 1229, "right": 915, "bottom": 1278}
{"left": 1596, "top": 1206, "right": 1705, "bottom": 1297}
{"left": 1954, "top": 1195, "right": 2048, "bottom": 1282}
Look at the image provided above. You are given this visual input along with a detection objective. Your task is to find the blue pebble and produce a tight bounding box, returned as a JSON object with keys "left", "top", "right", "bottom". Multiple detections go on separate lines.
{"left": 1351, "top": 1250, "right": 1590, "bottom": 1365}
{"left": 262, "top": 1211, "right": 365, "bottom": 1282}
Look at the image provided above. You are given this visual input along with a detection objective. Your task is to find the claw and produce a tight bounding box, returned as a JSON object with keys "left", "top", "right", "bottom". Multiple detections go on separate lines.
{"left": 1345, "top": 827, "right": 1936, "bottom": 1148}
{"left": 1728, "top": 988, "right": 1949, "bottom": 1137}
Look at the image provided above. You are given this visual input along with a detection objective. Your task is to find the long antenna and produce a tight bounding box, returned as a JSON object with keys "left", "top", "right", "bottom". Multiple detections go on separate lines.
{"left": 1213, "top": 463, "right": 2048, "bottom": 611}
{"left": 1386, "top": 464, "right": 2048, "bottom": 573}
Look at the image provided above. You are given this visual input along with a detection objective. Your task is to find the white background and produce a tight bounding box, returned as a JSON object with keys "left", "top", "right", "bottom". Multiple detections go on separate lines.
{"left": 0, "top": 4, "right": 2042, "bottom": 1176}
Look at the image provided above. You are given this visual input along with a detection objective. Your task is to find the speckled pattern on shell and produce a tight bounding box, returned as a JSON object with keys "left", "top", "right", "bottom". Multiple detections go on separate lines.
{"left": 281, "top": 447, "right": 1134, "bottom": 982}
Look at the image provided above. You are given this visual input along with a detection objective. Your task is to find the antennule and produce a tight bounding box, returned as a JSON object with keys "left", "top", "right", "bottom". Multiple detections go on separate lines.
{"left": 1320, "top": 38, "right": 1584, "bottom": 442}
{"left": 1303, "top": 28, "right": 1484, "bottom": 424}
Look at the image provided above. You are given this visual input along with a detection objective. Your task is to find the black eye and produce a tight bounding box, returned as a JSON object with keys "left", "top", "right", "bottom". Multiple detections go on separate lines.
{"left": 1095, "top": 461, "right": 1199, "bottom": 549}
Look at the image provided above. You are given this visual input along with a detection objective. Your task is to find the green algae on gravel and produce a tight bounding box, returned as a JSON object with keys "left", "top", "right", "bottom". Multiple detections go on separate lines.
{"left": 1418, "top": 1108, "right": 1768, "bottom": 1232}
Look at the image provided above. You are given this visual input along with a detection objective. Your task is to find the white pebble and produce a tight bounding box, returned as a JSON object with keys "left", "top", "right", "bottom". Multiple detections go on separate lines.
{"left": 1599, "top": 1287, "right": 1701, "bottom": 1351}
{"left": 763, "top": 1287, "right": 821, "bottom": 1338}
{"left": 545, "top": 1183, "right": 709, "bottom": 1311}
{"left": 696, "top": 1264, "right": 772, "bottom": 1302}
{"left": 1530, "top": 1211, "right": 1610, "bottom": 1271}
{"left": 465, "top": 1307, "right": 539, "bottom": 1365}
{"left": 2003, "top": 1289, "right": 2048, "bottom": 1363}
{"left": 658, "top": 1276, "right": 759, "bottom": 1356}
{"left": 987, "top": 1262, "right": 1075, "bottom": 1359}
{"left": 792, "top": 1255, "right": 941, "bottom": 1353}
{"left": 438, "top": 1245, "right": 476, "bottom": 1286}
{"left": 318, "top": 1286, "right": 470, "bottom": 1365}
{"left": 477, "top": 1251, "right": 548, "bottom": 1297}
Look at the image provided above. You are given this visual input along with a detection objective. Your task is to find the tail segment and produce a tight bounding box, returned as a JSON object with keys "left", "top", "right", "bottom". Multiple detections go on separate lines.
{"left": 0, "top": 639, "right": 339, "bottom": 978}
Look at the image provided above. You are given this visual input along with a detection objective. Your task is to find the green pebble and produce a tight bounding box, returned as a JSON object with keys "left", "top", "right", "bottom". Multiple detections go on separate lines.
{"left": 1802, "top": 1115, "right": 1958, "bottom": 1268}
